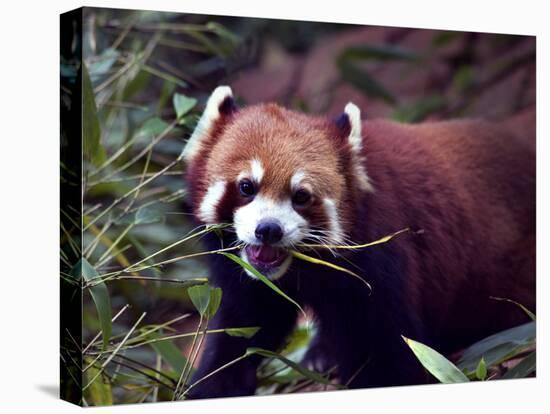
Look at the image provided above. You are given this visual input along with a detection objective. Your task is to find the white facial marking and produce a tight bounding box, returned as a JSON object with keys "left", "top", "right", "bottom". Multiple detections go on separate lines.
{"left": 198, "top": 180, "right": 226, "bottom": 223}
{"left": 182, "top": 86, "right": 233, "bottom": 162}
{"left": 237, "top": 170, "right": 248, "bottom": 182}
{"left": 234, "top": 195, "right": 307, "bottom": 246}
{"left": 344, "top": 102, "right": 374, "bottom": 192}
{"left": 250, "top": 159, "right": 264, "bottom": 183}
{"left": 235, "top": 196, "right": 305, "bottom": 280}
{"left": 322, "top": 198, "right": 344, "bottom": 244}
{"left": 241, "top": 248, "right": 293, "bottom": 281}
{"left": 290, "top": 169, "right": 306, "bottom": 191}
{"left": 354, "top": 163, "right": 373, "bottom": 192}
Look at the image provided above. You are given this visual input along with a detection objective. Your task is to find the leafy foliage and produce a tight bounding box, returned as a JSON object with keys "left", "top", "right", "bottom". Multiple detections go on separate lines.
{"left": 82, "top": 62, "right": 106, "bottom": 167}
{"left": 457, "top": 321, "right": 535, "bottom": 375}
{"left": 75, "top": 258, "right": 112, "bottom": 349}
{"left": 404, "top": 303, "right": 536, "bottom": 384}
{"left": 402, "top": 336, "right": 470, "bottom": 383}
{"left": 62, "top": 8, "right": 535, "bottom": 406}
{"left": 221, "top": 252, "right": 305, "bottom": 315}
{"left": 336, "top": 45, "right": 418, "bottom": 105}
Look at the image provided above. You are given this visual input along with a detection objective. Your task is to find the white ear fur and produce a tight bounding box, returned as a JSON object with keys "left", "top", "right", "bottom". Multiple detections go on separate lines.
{"left": 344, "top": 102, "right": 362, "bottom": 153}
{"left": 182, "top": 86, "right": 233, "bottom": 162}
{"left": 344, "top": 102, "right": 374, "bottom": 192}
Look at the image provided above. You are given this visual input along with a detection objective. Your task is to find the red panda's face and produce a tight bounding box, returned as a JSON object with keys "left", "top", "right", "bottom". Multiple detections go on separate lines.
{"left": 184, "top": 87, "right": 372, "bottom": 280}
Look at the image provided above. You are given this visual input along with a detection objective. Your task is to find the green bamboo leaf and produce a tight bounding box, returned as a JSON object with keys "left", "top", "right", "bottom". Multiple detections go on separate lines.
{"left": 337, "top": 58, "right": 396, "bottom": 104}
{"left": 339, "top": 45, "right": 418, "bottom": 62}
{"left": 135, "top": 206, "right": 164, "bottom": 225}
{"left": 82, "top": 63, "right": 106, "bottom": 166}
{"left": 135, "top": 117, "right": 170, "bottom": 141}
{"left": 76, "top": 259, "right": 112, "bottom": 349}
{"left": 122, "top": 70, "right": 152, "bottom": 101}
{"left": 259, "top": 370, "right": 305, "bottom": 386}
{"left": 432, "top": 32, "right": 460, "bottom": 48}
{"left": 336, "top": 45, "right": 418, "bottom": 105}
{"left": 206, "top": 22, "right": 241, "bottom": 46}
{"left": 225, "top": 327, "right": 260, "bottom": 338}
{"left": 490, "top": 297, "right": 536, "bottom": 321}
{"left": 220, "top": 252, "right": 305, "bottom": 316}
{"left": 300, "top": 228, "right": 409, "bottom": 250}
{"left": 403, "top": 336, "right": 469, "bottom": 383}
{"left": 475, "top": 357, "right": 487, "bottom": 381}
{"left": 502, "top": 352, "right": 536, "bottom": 379}
{"left": 185, "top": 30, "right": 225, "bottom": 57}
{"left": 158, "top": 80, "right": 177, "bottom": 112}
{"left": 246, "top": 347, "right": 339, "bottom": 387}
{"left": 206, "top": 287, "right": 222, "bottom": 319}
{"left": 457, "top": 322, "right": 535, "bottom": 374}
{"left": 84, "top": 360, "right": 113, "bottom": 406}
{"left": 290, "top": 250, "right": 371, "bottom": 291}
{"left": 188, "top": 284, "right": 211, "bottom": 317}
{"left": 452, "top": 65, "right": 475, "bottom": 92}
{"left": 205, "top": 22, "right": 241, "bottom": 55}
{"left": 150, "top": 335, "right": 188, "bottom": 374}
{"left": 88, "top": 48, "right": 120, "bottom": 82}
{"left": 114, "top": 206, "right": 164, "bottom": 226}
{"left": 173, "top": 93, "right": 197, "bottom": 120}
{"left": 282, "top": 325, "right": 312, "bottom": 354}
{"left": 391, "top": 95, "right": 445, "bottom": 123}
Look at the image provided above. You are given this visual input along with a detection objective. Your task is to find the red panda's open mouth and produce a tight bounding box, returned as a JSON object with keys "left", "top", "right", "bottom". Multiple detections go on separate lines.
{"left": 245, "top": 245, "right": 289, "bottom": 272}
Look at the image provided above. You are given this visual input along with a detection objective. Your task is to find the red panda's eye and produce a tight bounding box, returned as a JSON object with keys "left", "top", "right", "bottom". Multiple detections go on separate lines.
{"left": 292, "top": 189, "right": 312, "bottom": 207}
{"left": 239, "top": 179, "right": 256, "bottom": 197}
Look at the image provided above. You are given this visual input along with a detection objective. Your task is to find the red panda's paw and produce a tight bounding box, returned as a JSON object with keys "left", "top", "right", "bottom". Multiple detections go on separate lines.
{"left": 301, "top": 337, "right": 337, "bottom": 375}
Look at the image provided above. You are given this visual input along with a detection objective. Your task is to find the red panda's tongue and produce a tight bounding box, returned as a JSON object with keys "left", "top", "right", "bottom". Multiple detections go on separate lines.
{"left": 246, "top": 245, "right": 287, "bottom": 267}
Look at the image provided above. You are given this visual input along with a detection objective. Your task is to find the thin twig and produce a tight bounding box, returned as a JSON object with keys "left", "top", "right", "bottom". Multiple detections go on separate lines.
{"left": 83, "top": 304, "right": 130, "bottom": 354}
{"left": 90, "top": 118, "right": 178, "bottom": 183}
{"left": 345, "top": 360, "right": 369, "bottom": 386}
{"left": 85, "top": 244, "right": 238, "bottom": 288}
{"left": 182, "top": 353, "right": 250, "bottom": 399}
{"left": 113, "top": 353, "right": 177, "bottom": 385}
{"left": 83, "top": 312, "right": 146, "bottom": 391}
{"left": 86, "top": 312, "right": 192, "bottom": 351}
{"left": 84, "top": 218, "right": 111, "bottom": 258}
{"left": 88, "top": 171, "right": 183, "bottom": 186}
{"left": 96, "top": 223, "right": 134, "bottom": 264}
{"left": 174, "top": 315, "right": 203, "bottom": 400}
{"left": 124, "top": 313, "right": 193, "bottom": 347}
{"left": 86, "top": 326, "right": 255, "bottom": 355}
{"left": 106, "top": 356, "right": 175, "bottom": 390}
{"left": 95, "top": 244, "right": 132, "bottom": 269}
{"left": 111, "top": 16, "right": 137, "bottom": 50}
{"left": 91, "top": 275, "right": 208, "bottom": 287}
{"left": 129, "top": 245, "right": 242, "bottom": 273}
{"left": 180, "top": 318, "right": 209, "bottom": 397}
{"left": 126, "top": 224, "right": 229, "bottom": 271}
{"left": 65, "top": 328, "right": 82, "bottom": 352}
{"left": 152, "top": 353, "right": 161, "bottom": 402}
{"left": 83, "top": 155, "right": 181, "bottom": 231}
{"left": 298, "top": 228, "right": 411, "bottom": 250}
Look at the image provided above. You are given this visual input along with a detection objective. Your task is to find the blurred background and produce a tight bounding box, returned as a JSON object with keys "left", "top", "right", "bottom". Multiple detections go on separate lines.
{"left": 62, "top": 7, "right": 535, "bottom": 405}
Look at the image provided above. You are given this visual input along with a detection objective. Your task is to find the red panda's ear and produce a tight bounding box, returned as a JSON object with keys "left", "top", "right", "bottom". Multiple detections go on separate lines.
{"left": 344, "top": 102, "right": 363, "bottom": 154}
{"left": 336, "top": 102, "right": 373, "bottom": 192}
{"left": 182, "top": 86, "right": 236, "bottom": 163}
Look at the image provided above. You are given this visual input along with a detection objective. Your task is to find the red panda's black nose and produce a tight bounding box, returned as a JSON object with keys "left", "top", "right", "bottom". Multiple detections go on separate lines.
{"left": 255, "top": 220, "right": 283, "bottom": 245}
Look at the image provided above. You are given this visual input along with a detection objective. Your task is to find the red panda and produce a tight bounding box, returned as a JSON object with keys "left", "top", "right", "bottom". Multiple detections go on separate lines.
{"left": 183, "top": 86, "right": 536, "bottom": 398}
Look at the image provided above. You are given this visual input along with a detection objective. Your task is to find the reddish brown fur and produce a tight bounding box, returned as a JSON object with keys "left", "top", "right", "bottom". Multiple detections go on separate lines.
{"left": 188, "top": 103, "right": 535, "bottom": 345}
{"left": 207, "top": 105, "right": 344, "bottom": 199}
{"left": 190, "top": 104, "right": 357, "bottom": 229}
{"left": 358, "top": 116, "right": 536, "bottom": 347}
{"left": 185, "top": 100, "right": 536, "bottom": 396}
